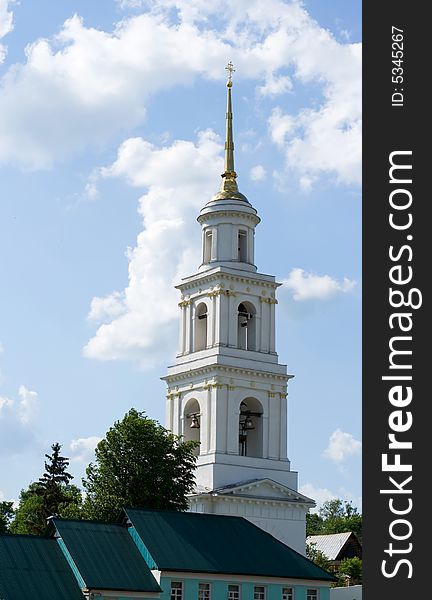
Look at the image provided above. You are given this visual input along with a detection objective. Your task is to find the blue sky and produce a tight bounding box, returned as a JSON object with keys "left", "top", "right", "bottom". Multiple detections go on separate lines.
{"left": 0, "top": 0, "right": 361, "bottom": 511}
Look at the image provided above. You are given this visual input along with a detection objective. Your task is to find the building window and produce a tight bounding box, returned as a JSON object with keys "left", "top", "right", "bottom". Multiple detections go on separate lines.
{"left": 238, "top": 230, "right": 247, "bottom": 262}
{"left": 171, "top": 582, "right": 183, "bottom": 600}
{"left": 195, "top": 302, "right": 208, "bottom": 351}
{"left": 199, "top": 583, "right": 211, "bottom": 600}
{"left": 306, "top": 590, "right": 318, "bottom": 600}
{"left": 254, "top": 586, "right": 265, "bottom": 600}
{"left": 204, "top": 230, "right": 213, "bottom": 263}
{"left": 228, "top": 584, "right": 240, "bottom": 600}
{"left": 237, "top": 302, "right": 256, "bottom": 351}
{"left": 282, "top": 588, "right": 293, "bottom": 600}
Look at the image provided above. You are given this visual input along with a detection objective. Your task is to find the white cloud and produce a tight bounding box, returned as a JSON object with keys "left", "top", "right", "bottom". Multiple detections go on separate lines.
{"left": 250, "top": 164, "right": 266, "bottom": 181}
{"left": 17, "top": 385, "right": 39, "bottom": 425}
{"left": 0, "top": 13, "right": 230, "bottom": 168}
{"left": 117, "top": 0, "right": 145, "bottom": 8}
{"left": 258, "top": 73, "right": 292, "bottom": 96}
{"left": 323, "top": 428, "right": 362, "bottom": 463}
{"left": 282, "top": 268, "right": 356, "bottom": 301}
{"left": 0, "top": 395, "right": 14, "bottom": 415}
{"left": 299, "top": 483, "right": 338, "bottom": 511}
{"left": 0, "top": 0, "right": 360, "bottom": 186}
{"left": 0, "top": 0, "right": 13, "bottom": 39}
{"left": 87, "top": 291, "right": 126, "bottom": 322}
{"left": 300, "top": 482, "right": 361, "bottom": 513}
{"left": 0, "top": 386, "right": 39, "bottom": 455}
{"left": 70, "top": 436, "right": 102, "bottom": 463}
{"left": 84, "top": 129, "right": 223, "bottom": 367}
{"left": 0, "top": 0, "right": 13, "bottom": 64}
{"left": 268, "top": 36, "right": 361, "bottom": 187}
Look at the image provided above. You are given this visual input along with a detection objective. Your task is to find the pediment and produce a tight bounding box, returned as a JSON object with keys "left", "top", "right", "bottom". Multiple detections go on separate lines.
{"left": 212, "top": 478, "right": 315, "bottom": 505}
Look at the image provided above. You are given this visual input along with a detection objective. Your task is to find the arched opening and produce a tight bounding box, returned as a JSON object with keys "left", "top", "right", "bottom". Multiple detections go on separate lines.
{"left": 238, "top": 398, "right": 263, "bottom": 458}
{"left": 183, "top": 398, "right": 201, "bottom": 456}
{"left": 195, "top": 302, "right": 208, "bottom": 351}
{"left": 237, "top": 302, "right": 256, "bottom": 351}
{"left": 204, "top": 229, "right": 213, "bottom": 263}
{"left": 238, "top": 229, "right": 248, "bottom": 262}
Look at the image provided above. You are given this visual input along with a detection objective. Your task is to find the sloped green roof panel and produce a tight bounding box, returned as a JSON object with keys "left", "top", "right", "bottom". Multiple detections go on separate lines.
{"left": 52, "top": 518, "right": 161, "bottom": 592}
{"left": 124, "top": 508, "right": 335, "bottom": 582}
{"left": 0, "top": 534, "right": 84, "bottom": 600}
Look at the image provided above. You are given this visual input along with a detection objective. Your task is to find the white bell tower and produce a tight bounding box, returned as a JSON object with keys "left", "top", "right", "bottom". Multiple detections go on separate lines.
{"left": 162, "top": 63, "right": 314, "bottom": 554}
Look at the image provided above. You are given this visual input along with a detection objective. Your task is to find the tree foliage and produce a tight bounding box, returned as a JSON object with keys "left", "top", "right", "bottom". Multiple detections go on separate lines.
{"left": 305, "top": 542, "right": 332, "bottom": 572}
{"left": 82, "top": 408, "right": 198, "bottom": 521}
{"left": 0, "top": 501, "right": 15, "bottom": 533}
{"left": 9, "top": 443, "right": 82, "bottom": 535}
{"left": 336, "top": 556, "right": 362, "bottom": 586}
{"left": 306, "top": 499, "right": 362, "bottom": 540}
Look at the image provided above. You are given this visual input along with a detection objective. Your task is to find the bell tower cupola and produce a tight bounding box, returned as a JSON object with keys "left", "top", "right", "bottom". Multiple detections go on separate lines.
{"left": 198, "top": 61, "right": 259, "bottom": 274}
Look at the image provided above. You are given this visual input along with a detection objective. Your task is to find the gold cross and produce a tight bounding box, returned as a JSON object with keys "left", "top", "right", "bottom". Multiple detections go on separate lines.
{"left": 225, "top": 61, "right": 235, "bottom": 82}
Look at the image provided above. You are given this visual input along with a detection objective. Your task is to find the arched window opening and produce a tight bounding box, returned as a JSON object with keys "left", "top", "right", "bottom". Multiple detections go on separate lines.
{"left": 238, "top": 229, "right": 248, "bottom": 262}
{"left": 237, "top": 302, "right": 256, "bottom": 351}
{"left": 238, "top": 399, "right": 263, "bottom": 458}
{"left": 183, "top": 399, "right": 201, "bottom": 456}
{"left": 204, "top": 230, "right": 213, "bottom": 263}
{"left": 195, "top": 303, "right": 208, "bottom": 351}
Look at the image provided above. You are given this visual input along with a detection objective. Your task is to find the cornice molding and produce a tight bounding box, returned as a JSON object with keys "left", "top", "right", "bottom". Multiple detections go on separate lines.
{"left": 176, "top": 271, "right": 280, "bottom": 293}
{"left": 197, "top": 210, "right": 260, "bottom": 226}
{"left": 162, "top": 363, "right": 292, "bottom": 385}
{"left": 188, "top": 493, "right": 313, "bottom": 509}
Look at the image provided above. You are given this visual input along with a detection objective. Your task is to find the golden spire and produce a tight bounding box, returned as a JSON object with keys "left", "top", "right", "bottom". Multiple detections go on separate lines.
{"left": 220, "top": 61, "right": 239, "bottom": 195}
{"left": 208, "top": 62, "right": 248, "bottom": 203}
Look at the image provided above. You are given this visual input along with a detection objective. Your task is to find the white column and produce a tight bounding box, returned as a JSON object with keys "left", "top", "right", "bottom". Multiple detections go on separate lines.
{"left": 268, "top": 393, "right": 280, "bottom": 459}
{"left": 228, "top": 294, "right": 237, "bottom": 347}
{"left": 211, "top": 227, "right": 217, "bottom": 260}
{"left": 260, "top": 300, "right": 270, "bottom": 352}
{"left": 231, "top": 224, "right": 238, "bottom": 260}
{"left": 209, "top": 386, "right": 218, "bottom": 453}
{"left": 280, "top": 393, "right": 288, "bottom": 460}
{"left": 269, "top": 302, "right": 276, "bottom": 352}
{"left": 255, "top": 300, "right": 262, "bottom": 351}
{"left": 210, "top": 294, "right": 216, "bottom": 346}
{"left": 248, "top": 228, "right": 253, "bottom": 264}
{"left": 227, "top": 392, "right": 239, "bottom": 455}
{"left": 166, "top": 395, "right": 173, "bottom": 432}
{"left": 178, "top": 306, "right": 186, "bottom": 355}
{"left": 219, "top": 293, "right": 228, "bottom": 346}
{"left": 173, "top": 394, "right": 181, "bottom": 436}
{"left": 214, "top": 294, "right": 221, "bottom": 346}
{"left": 186, "top": 303, "right": 193, "bottom": 353}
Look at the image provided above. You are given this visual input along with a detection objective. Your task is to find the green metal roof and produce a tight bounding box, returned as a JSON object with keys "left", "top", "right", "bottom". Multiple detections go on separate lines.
{"left": 52, "top": 518, "right": 162, "bottom": 593}
{"left": 123, "top": 508, "right": 336, "bottom": 582}
{"left": 0, "top": 534, "right": 84, "bottom": 600}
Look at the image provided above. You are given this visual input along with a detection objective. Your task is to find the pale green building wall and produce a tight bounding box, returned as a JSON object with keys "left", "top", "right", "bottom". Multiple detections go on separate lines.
{"left": 160, "top": 575, "right": 330, "bottom": 600}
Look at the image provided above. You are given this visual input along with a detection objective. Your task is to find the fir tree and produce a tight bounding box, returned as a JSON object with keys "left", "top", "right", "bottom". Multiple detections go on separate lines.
{"left": 9, "top": 443, "right": 81, "bottom": 535}
{"left": 36, "top": 442, "right": 73, "bottom": 516}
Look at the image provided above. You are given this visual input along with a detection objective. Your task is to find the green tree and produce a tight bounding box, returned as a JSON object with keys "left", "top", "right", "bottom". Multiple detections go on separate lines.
{"left": 0, "top": 501, "right": 15, "bottom": 533}
{"left": 82, "top": 408, "right": 198, "bottom": 521}
{"left": 306, "top": 542, "right": 332, "bottom": 572}
{"left": 319, "top": 499, "right": 362, "bottom": 540}
{"left": 306, "top": 512, "right": 324, "bottom": 536}
{"left": 336, "top": 556, "right": 362, "bottom": 586}
{"left": 37, "top": 443, "right": 73, "bottom": 515}
{"left": 9, "top": 484, "right": 46, "bottom": 535}
{"left": 307, "top": 499, "right": 362, "bottom": 540}
{"left": 9, "top": 443, "right": 82, "bottom": 535}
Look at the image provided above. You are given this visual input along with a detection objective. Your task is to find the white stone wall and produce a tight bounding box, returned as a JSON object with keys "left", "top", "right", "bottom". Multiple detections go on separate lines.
{"left": 330, "top": 586, "right": 362, "bottom": 600}
{"left": 188, "top": 495, "right": 308, "bottom": 555}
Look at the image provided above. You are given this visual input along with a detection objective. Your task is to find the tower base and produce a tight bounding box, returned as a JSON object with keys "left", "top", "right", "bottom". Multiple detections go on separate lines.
{"left": 188, "top": 478, "right": 315, "bottom": 555}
